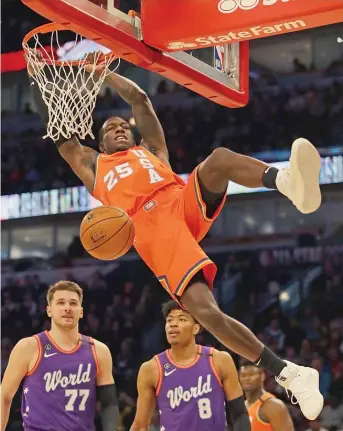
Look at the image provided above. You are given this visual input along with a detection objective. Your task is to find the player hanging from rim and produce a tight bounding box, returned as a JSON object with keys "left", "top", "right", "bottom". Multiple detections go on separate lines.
{"left": 1, "top": 281, "right": 120, "bottom": 431}
{"left": 131, "top": 300, "right": 250, "bottom": 431}
{"left": 239, "top": 360, "right": 294, "bottom": 431}
{"left": 26, "top": 49, "right": 323, "bottom": 422}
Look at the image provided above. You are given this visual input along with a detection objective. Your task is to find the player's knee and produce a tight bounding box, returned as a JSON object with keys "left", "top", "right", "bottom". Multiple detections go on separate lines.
{"left": 212, "top": 147, "right": 229, "bottom": 158}
{"left": 209, "top": 147, "right": 231, "bottom": 172}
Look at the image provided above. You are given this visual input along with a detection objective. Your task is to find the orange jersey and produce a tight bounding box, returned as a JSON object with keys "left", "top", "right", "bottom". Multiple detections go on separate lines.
{"left": 247, "top": 392, "right": 275, "bottom": 431}
{"left": 92, "top": 146, "right": 184, "bottom": 215}
{"left": 91, "top": 146, "right": 227, "bottom": 304}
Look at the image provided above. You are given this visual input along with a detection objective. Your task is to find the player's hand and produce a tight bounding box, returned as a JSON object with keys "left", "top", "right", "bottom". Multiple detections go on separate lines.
{"left": 84, "top": 51, "right": 108, "bottom": 74}
{"left": 24, "top": 48, "right": 45, "bottom": 77}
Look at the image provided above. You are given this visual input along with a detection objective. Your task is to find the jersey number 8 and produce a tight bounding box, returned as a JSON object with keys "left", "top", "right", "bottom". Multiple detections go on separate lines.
{"left": 197, "top": 397, "right": 212, "bottom": 419}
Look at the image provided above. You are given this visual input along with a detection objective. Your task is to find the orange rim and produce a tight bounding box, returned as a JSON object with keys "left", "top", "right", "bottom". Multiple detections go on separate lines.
{"left": 22, "top": 23, "right": 116, "bottom": 66}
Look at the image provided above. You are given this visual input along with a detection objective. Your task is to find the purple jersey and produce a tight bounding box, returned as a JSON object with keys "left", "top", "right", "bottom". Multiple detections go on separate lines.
{"left": 156, "top": 345, "right": 227, "bottom": 431}
{"left": 21, "top": 331, "right": 98, "bottom": 431}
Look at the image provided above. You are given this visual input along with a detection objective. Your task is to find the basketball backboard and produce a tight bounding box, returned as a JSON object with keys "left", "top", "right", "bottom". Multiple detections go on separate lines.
{"left": 21, "top": 0, "right": 249, "bottom": 108}
{"left": 141, "top": 0, "right": 343, "bottom": 51}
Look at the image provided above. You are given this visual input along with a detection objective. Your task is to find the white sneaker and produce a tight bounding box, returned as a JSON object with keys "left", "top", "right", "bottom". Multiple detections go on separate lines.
{"left": 276, "top": 138, "right": 322, "bottom": 214}
{"left": 276, "top": 360, "right": 324, "bottom": 420}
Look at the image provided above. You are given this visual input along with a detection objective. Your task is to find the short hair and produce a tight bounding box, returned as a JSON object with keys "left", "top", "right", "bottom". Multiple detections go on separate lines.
{"left": 161, "top": 300, "right": 198, "bottom": 324}
{"left": 239, "top": 358, "right": 263, "bottom": 371}
{"left": 162, "top": 300, "right": 182, "bottom": 318}
{"left": 47, "top": 281, "right": 83, "bottom": 305}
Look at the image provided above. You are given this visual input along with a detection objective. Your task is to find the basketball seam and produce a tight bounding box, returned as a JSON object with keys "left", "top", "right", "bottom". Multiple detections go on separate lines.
{"left": 103, "top": 222, "right": 134, "bottom": 260}
{"left": 81, "top": 215, "right": 125, "bottom": 239}
{"left": 86, "top": 218, "right": 130, "bottom": 252}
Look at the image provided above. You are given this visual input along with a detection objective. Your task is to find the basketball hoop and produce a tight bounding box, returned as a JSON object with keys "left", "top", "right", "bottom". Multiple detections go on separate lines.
{"left": 23, "top": 23, "right": 119, "bottom": 142}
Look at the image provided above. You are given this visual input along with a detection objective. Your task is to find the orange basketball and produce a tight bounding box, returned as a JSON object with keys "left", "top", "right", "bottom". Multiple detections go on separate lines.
{"left": 80, "top": 206, "right": 135, "bottom": 260}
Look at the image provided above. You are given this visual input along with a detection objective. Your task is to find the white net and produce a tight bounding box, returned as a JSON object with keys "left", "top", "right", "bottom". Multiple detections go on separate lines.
{"left": 23, "top": 30, "right": 119, "bottom": 141}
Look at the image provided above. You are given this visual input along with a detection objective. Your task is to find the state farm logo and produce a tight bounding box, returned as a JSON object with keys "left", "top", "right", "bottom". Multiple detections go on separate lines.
{"left": 167, "top": 42, "right": 198, "bottom": 50}
{"left": 167, "top": 18, "right": 306, "bottom": 50}
{"left": 218, "top": 0, "right": 290, "bottom": 14}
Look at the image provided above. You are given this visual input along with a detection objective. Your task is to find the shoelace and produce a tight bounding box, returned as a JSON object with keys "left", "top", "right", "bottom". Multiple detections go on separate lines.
{"left": 275, "top": 370, "right": 306, "bottom": 406}
{"left": 283, "top": 386, "right": 314, "bottom": 405}
{"left": 285, "top": 390, "right": 298, "bottom": 405}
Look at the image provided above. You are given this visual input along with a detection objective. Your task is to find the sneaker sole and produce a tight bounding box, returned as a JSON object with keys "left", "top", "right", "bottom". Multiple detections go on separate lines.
{"left": 303, "top": 369, "right": 324, "bottom": 420}
{"left": 290, "top": 138, "right": 322, "bottom": 214}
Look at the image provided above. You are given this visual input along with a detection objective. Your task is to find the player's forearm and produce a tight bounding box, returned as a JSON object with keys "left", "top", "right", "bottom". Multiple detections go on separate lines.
{"left": 226, "top": 397, "right": 251, "bottom": 431}
{"left": 97, "top": 384, "right": 120, "bottom": 431}
{"left": 130, "top": 420, "right": 150, "bottom": 431}
{"left": 230, "top": 413, "right": 251, "bottom": 431}
{"left": 100, "top": 405, "right": 120, "bottom": 431}
{"left": 1, "top": 398, "right": 11, "bottom": 431}
{"left": 129, "top": 412, "right": 151, "bottom": 431}
{"left": 105, "top": 72, "right": 146, "bottom": 106}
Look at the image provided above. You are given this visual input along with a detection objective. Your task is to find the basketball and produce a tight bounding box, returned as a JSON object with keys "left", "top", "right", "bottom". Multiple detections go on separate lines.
{"left": 80, "top": 206, "right": 135, "bottom": 260}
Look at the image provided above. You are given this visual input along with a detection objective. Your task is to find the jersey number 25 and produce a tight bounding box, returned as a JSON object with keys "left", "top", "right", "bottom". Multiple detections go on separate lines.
{"left": 104, "top": 151, "right": 164, "bottom": 192}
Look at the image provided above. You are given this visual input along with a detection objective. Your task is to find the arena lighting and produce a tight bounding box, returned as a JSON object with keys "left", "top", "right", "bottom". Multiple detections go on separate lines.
{"left": 279, "top": 292, "right": 290, "bottom": 302}
{"left": 56, "top": 38, "right": 111, "bottom": 61}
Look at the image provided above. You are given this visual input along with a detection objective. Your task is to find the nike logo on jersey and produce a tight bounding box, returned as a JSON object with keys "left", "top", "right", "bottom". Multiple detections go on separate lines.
{"left": 44, "top": 352, "right": 58, "bottom": 358}
{"left": 164, "top": 369, "right": 176, "bottom": 377}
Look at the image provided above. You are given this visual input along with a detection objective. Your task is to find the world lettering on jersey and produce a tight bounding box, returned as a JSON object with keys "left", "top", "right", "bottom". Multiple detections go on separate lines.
{"left": 167, "top": 374, "right": 212, "bottom": 409}
{"left": 44, "top": 363, "right": 92, "bottom": 392}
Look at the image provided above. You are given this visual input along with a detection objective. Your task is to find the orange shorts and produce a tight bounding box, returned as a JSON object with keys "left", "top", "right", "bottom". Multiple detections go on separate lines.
{"left": 131, "top": 165, "right": 226, "bottom": 301}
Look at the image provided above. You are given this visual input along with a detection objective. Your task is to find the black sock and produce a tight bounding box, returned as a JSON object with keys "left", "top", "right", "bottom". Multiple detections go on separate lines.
{"left": 255, "top": 346, "right": 286, "bottom": 376}
{"left": 262, "top": 167, "right": 279, "bottom": 189}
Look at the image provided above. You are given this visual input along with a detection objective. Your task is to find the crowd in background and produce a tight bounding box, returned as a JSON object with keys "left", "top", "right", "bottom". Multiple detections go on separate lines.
{"left": 2, "top": 247, "right": 343, "bottom": 430}
{"left": 2, "top": 79, "right": 343, "bottom": 195}
{"left": 2, "top": 2, "right": 343, "bottom": 431}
